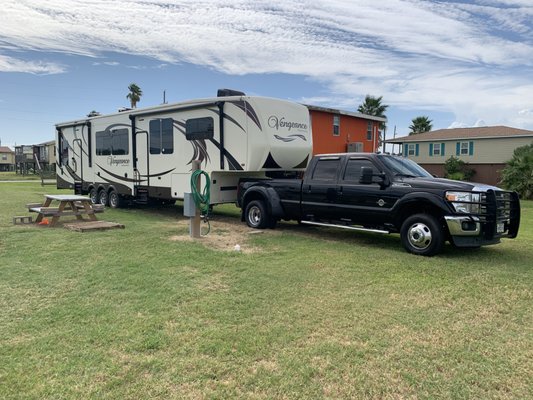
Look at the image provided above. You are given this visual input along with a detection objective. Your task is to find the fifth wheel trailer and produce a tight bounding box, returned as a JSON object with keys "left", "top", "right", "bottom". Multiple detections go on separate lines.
{"left": 55, "top": 90, "right": 312, "bottom": 207}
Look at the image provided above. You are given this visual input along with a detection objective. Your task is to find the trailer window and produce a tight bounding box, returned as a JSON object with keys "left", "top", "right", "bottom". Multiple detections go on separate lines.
{"left": 96, "top": 129, "right": 129, "bottom": 155}
{"left": 111, "top": 129, "right": 129, "bottom": 155}
{"left": 150, "top": 118, "right": 174, "bottom": 154}
{"left": 186, "top": 117, "right": 214, "bottom": 140}
{"left": 96, "top": 131, "right": 112, "bottom": 155}
{"left": 312, "top": 158, "right": 341, "bottom": 181}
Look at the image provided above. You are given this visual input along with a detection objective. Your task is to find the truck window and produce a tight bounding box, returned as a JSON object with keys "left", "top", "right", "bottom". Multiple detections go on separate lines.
{"left": 343, "top": 159, "right": 379, "bottom": 182}
{"left": 312, "top": 158, "right": 341, "bottom": 180}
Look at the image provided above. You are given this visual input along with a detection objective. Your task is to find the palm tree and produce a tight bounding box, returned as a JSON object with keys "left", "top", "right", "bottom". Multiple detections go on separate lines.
{"left": 409, "top": 116, "right": 433, "bottom": 135}
{"left": 126, "top": 83, "right": 142, "bottom": 108}
{"left": 357, "top": 95, "right": 388, "bottom": 147}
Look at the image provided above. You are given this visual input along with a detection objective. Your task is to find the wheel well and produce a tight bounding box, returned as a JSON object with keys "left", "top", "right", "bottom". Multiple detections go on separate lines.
{"left": 395, "top": 202, "right": 445, "bottom": 229}
{"left": 241, "top": 191, "right": 267, "bottom": 220}
{"left": 243, "top": 191, "right": 267, "bottom": 209}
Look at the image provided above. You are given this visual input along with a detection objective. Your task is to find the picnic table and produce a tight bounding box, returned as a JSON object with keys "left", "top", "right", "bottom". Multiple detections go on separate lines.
{"left": 28, "top": 194, "right": 104, "bottom": 227}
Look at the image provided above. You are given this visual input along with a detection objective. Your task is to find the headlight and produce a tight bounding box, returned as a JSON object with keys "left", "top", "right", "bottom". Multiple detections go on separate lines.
{"left": 445, "top": 191, "right": 480, "bottom": 214}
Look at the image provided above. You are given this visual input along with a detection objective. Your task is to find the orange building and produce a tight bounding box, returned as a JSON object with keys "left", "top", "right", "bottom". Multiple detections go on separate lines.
{"left": 306, "top": 105, "right": 386, "bottom": 155}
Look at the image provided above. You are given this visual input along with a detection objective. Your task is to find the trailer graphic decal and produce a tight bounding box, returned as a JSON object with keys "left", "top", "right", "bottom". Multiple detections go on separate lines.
{"left": 96, "top": 164, "right": 146, "bottom": 183}
{"left": 173, "top": 119, "right": 243, "bottom": 170}
{"left": 139, "top": 168, "right": 176, "bottom": 178}
{"left": 227, "top": 100, "right": 262, "bottom": 130}
{"left": 273, "top": 134, "right": 308, "bottom": 143}
{"left": 173, "top": 120, "right": 211, "bottom": 166}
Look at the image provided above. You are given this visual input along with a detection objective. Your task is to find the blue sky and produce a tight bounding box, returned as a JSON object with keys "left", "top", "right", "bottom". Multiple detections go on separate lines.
{"left": 1, "top": 0, "right": 532, "bottom": 149}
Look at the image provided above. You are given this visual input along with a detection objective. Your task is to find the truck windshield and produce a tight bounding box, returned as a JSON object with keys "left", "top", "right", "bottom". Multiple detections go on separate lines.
{"left": 378, "top": 155, "right": 432, "bottom": 178}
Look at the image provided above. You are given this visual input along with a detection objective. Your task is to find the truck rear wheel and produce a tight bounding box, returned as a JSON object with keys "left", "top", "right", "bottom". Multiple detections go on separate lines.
{"left": 400, "top": 214, "right": 444, "bottom": 256}
{"left": 245, "top": 200, "right": 274, "bottom": 229}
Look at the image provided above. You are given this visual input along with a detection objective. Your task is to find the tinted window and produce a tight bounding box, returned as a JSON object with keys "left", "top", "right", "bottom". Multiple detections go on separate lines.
{"left": 343, "top": 159, "right": 379, "bottom": 182}
{"left": 96, "top": 131, "right": 112, "bottom": 155}
{"left": 186, "top": 117, "right": 214, "bottom": 140}
{"left": 312, "top": 158, "right": 340, "bottom": 180}
{"left": 150, "top": 118, "right": 174, "bottom": 154}
{"left": 96, "top": 129, "right": 129, "bottom": 155}
{"left": 111, "top": 129, "right": 129, "bottom": 155}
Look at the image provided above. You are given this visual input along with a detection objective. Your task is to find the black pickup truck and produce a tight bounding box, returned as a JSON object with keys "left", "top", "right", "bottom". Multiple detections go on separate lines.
{"left": 237, "top": 153, "right": 520, "bottom": 256}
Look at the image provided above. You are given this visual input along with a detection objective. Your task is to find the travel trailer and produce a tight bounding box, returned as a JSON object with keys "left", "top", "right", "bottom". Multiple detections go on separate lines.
{"left": 55, "top": 90, "right": 312, "bottom": 208}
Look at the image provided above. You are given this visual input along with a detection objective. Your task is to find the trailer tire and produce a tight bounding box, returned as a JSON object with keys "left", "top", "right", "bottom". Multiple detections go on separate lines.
{"left": 108, "top": 190, "right": 122, "bottom": 208}
{"left": 245, "top": 200, "right": 273, "bottom": 229}
{"left": 98, "top": 189, "right": 109, "bottom": 206}
{"left": 89, "top": 188, "right": 98, "bottom": 204}
{"left": 400, "top": 213, "right": 444, "bottom": 256}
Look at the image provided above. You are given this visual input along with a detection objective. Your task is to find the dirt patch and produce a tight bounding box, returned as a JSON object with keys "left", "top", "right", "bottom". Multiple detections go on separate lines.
{"left": 168, "top": 215, "right": 279, "bottom": 253}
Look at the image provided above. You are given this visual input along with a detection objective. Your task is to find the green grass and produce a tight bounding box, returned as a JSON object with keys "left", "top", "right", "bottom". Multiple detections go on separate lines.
{"left": 1, "top": 182, "right": 532, "bottom": 399}
{"left": 0, "top": 172, "right": 41, "bottom": 181}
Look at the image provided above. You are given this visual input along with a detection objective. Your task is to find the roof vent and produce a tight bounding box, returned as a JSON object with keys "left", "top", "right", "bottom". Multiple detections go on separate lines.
{"left": 217, "top": 88, "right": 246, "bottom": 97}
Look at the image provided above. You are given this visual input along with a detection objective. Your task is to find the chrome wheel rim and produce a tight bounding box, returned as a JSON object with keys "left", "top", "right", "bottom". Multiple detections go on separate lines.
{"left": 248, "top": 205, "right": 262, "bottom": 227}
{"left": 90, "top": 190, "right": 97, "bottom": 204}
{"left": 407, "top": 222, "right": 432, "bottom": 250}
{"left": 109, "top": 193, "right": 117, "bottom": 207}
{"left": 99, "top": 192, "right": 108, "bottom": 205}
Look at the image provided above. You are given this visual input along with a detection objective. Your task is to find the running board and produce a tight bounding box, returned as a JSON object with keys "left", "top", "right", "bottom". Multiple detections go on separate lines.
{"left": 300, "top": 220, "right": 390, "bottom": 234}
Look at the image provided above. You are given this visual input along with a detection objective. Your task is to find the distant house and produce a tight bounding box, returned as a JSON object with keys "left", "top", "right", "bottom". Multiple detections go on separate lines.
{"left": 15, "top": 140, "right": 56, "bottom": 174}
{"left": 0, "top": 146, "right": 15, "bottom": 171}
{"left": 387, "top": 126, "right": 533, "bottom": 186}
{"left": 305, "top": 105, "right": 386, "bottom": 154}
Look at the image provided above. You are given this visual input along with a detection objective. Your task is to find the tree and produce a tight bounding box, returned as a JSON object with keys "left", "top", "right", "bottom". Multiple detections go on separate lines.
{"left": 126, "top": 83, "right": 142, "bottom": 108}
{"left": 409, "top": 116, "right": 433, "bottom": 135}
{"left": 500, "top": 143, "right": 533, "bottom": 199}
{"left": 357, "top": 95, "right": 388, "bottom": 147}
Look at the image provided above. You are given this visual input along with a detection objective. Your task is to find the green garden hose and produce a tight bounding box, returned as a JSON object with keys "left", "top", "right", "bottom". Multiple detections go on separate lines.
{"left": 190, "top": 169, "right": 211, "bottom": 235}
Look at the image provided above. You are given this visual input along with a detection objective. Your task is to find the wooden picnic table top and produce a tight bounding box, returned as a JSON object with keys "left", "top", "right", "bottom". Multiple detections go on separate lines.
{"left": 44, "top": 194, "right": 91, "bottom": 202}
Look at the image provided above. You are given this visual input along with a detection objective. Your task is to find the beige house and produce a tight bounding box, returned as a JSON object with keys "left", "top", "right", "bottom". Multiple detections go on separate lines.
{"left": 387, "top": 126, "right": 533, "bottom": 186}
{"left": 0, "top": 146, "right": 15, "bottom": 171}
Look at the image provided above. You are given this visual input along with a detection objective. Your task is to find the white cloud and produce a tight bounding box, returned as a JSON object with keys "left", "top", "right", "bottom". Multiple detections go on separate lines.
{"left": 0, "top": 54, "right": 64, "bottom": 74}
{"left": 1, "top": 0, "right": 532, "bottom": 128}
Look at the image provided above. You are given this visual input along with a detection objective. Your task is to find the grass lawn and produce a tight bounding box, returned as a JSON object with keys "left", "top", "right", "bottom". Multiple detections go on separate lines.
{"left": 1, "top": 182, "right": 532, "bottom": 399}
{"left": 0, "top": 172, "right": 42, "bottom": 181}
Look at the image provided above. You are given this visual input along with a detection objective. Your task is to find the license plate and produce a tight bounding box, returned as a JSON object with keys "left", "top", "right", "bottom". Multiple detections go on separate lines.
{"left": 497, "top": 223, "right": 505, "bottom": 233}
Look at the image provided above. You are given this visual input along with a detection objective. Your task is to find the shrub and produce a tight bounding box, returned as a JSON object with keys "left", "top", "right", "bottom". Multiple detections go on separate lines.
{"left": 444, "top": 156, "right": 475, "bottom": 181}
{"left": 501, "top": 143, "right": 533, "bottom": 199}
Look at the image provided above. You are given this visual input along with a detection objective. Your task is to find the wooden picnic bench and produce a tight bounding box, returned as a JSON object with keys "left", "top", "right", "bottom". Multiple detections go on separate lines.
{"left": 28, "top": 194, "right": 104, "bottom": 227}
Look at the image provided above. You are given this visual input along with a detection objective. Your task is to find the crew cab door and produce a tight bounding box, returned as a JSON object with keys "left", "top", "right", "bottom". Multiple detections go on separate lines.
{"left": 301, "top": 156, "right": 342, "bottom": 220}
{"left": 336, "top": 157, "right": 398, "bottom": 224}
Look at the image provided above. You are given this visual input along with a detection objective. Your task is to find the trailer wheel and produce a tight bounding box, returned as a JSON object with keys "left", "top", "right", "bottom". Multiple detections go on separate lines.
{"left": 98, "top": 189, "right": 109, "bottom": 206}
{"left": 245, "top": 200, "right": 272, "bottom": 229}
{"left": 89, "top": 188, "right": 98, "bottom": 204}
{"left": 108, "top": 190, "right": 122, "bottom": 209}
{"left": 400, "top": 214, "right": 444, "bottom": 256}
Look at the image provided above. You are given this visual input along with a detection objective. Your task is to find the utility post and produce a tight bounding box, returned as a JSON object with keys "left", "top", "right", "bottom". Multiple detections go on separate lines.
{"left": 190, "top": 160, "right": 201, "bottom": 238}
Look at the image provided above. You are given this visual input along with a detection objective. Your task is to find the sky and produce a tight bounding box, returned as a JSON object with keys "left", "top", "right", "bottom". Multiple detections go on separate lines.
{"left": 1, "top": 0, "right": 532, "bottom": 150}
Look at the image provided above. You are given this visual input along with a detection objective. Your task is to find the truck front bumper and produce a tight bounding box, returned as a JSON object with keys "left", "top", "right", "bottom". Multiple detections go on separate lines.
{"left": 444, "top": 216, "right": 480, "bottom": 236}
{"left": 444, "top": 215, "right": 500, "bottom": 248}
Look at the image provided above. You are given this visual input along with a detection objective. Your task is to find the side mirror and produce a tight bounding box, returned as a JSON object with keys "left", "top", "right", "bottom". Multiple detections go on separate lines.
{"left": 359, "top": 167, "right": 374, "bottom": 184}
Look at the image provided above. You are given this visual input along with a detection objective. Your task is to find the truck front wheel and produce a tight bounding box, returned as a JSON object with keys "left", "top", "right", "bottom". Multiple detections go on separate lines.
{"left": 245, "top": 200, "right": 274, "bottom": 229}
{"left": 400, "top": 214, "right": 444, "bottom": 256}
